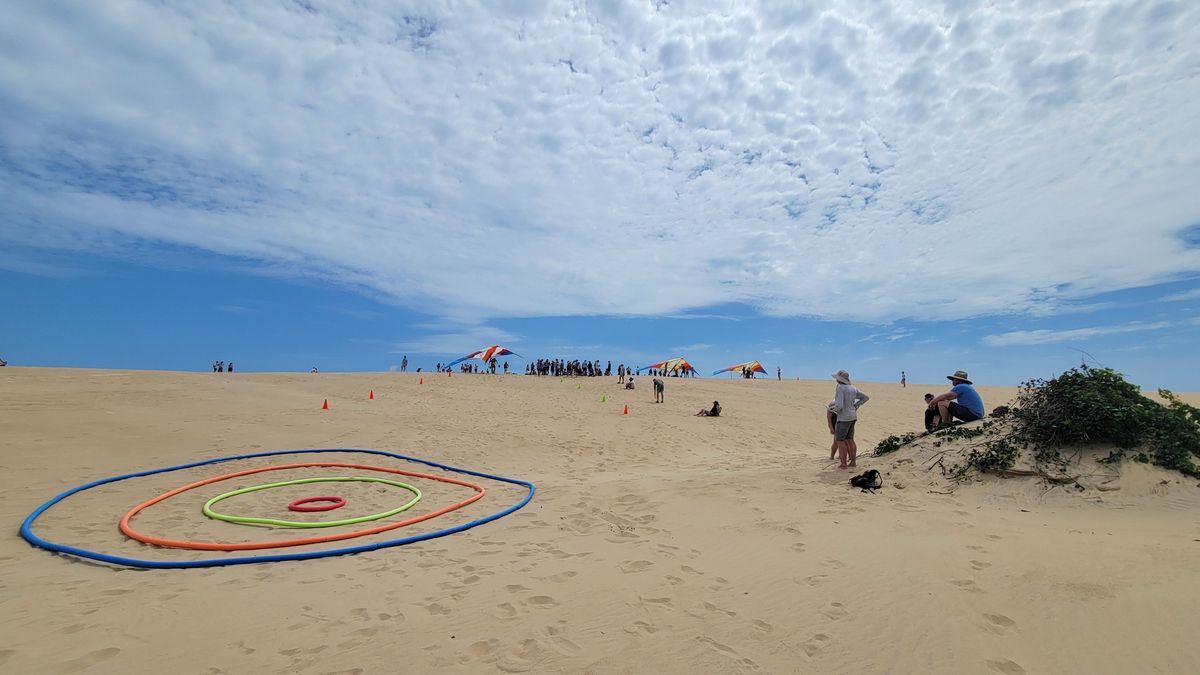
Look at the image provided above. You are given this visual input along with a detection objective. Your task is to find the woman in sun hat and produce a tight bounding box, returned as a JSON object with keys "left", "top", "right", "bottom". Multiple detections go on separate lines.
{"left": 927, "top": 370, "right": 984, "bottom": 428}
{"left": 830, "top": 370, "right": 870, "bottom": 469}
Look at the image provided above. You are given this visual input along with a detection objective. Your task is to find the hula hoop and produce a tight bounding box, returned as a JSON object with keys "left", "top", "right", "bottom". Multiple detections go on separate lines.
{"left": 204, "top": 477, "right": 420, "bottom": 528}
{"left": 121, "top": 462, "right": 483, "bottom": 551}
{"left": 19, "top": 448, "right": 535, "bottom": 569}
{"left": 288, "top": 496, "right": 346, "bottom": 512}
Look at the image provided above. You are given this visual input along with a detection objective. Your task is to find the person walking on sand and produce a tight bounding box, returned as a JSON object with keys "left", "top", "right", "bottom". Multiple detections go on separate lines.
{"left": 830, "top": 370, "right": 869, "bottom": 469}
{"left": 900, "top": 370, "right": 906, "bottom": 387}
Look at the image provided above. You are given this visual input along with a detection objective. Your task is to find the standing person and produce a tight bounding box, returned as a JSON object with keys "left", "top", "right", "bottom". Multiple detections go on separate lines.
{"left": 830, "top": 370, "right": 870, "bottom": 470}
{"left": 401, "top": 355, "right": 408, "bottom": 372}
{"left": 653, "top": 377, "right": 664, "bottom": 403}
{"left": 617, "top": 364, "right": 625, "bottom": 384}
{"left": 228, "top": 362, "right": 234, "bottom": 373}
{"left": 900, "top": 371, "right": 906, "bottom": 388}
{"left": 777, "top": 366, "right": 781, "bottom": 381}
{"left": 928, "top": 370, "right": 984, "bottom": 428}
{"left": 826, "top": 400, "right": 839, "bottom": 460}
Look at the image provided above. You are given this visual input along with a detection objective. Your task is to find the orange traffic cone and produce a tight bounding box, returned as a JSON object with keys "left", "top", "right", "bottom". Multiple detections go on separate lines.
{"left": 322, "top": 399, "right": 329, "bottom": 410}
{"left": 623, "top": 404, "right": 629, "bottom": 415}
{"left": 419, "top": 377, "right": 424, "bottom": 385}
{"left": 448, "top": 371, "right": 452, "bottom": 378}
{"left": 369, "top": 390, "right": 374, "bottom": 400}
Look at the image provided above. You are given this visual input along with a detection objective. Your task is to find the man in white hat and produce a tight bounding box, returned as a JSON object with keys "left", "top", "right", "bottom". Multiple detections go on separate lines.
{"left": 830, "top": 370, "right": 870, "bottom": 469}
{"left": 927, "top": 370, "right": 984, "bottom": 428}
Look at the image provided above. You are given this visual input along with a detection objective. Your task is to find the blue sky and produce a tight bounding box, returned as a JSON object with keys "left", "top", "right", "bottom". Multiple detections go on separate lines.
{"left": 2, "top": 1, "right": 1199, "bottom": 389}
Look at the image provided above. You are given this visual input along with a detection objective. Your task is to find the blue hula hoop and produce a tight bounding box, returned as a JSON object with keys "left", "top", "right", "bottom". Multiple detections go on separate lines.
{"left": 19, "top": 448, "right": 535, "bottom": 569}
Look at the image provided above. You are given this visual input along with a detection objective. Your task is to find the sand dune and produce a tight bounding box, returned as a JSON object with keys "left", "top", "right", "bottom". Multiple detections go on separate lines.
{"left": 2, "top": 367, "right": 1199, "bottom": 674}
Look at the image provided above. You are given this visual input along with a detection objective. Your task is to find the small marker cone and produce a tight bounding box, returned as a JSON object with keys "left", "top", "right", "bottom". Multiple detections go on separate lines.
{"left": 369, "top": 390, "right": 374, "bottom": 400}
{"left": 601, "top": 394, "right": 607, "bottom": 402}
{"left": 448, "top": 371, "right": 452, "bottom": 378}
{"left": 419, "top": 377, "right": 424, "bottom": 385}
{"left": 576, "top": 383, "right": 581, "bottom": 390}
{"left": 623, "top": 404, "right": 629, "bottom": 415}
{"left": 322, "top": 399, "right": 329, "bottom": 410}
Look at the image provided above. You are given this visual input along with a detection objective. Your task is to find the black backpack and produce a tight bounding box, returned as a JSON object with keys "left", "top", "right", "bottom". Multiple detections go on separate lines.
{"left": 849, "top": 469, "right": 882, "bottom": 493}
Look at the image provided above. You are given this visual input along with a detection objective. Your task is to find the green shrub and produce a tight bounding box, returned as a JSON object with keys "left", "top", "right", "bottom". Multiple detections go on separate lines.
{"left": 1011, "top": 367, "right": 1200, "bottom": 477}
{"left": 870, "top": 366, "right": 1200, "bottom": 478}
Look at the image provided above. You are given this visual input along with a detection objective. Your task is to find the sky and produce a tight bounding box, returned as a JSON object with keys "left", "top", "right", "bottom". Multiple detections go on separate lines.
{"left": 1, "top": 0, "right": 1199, "bottom": 389}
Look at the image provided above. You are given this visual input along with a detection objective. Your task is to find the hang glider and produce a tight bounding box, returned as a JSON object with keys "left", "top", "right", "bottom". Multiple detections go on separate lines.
{"left": 712, "top": 360, "right": 767, "bottom": 376}
{"left": 445, "top": 345, "right": 521, "bottom": 369}
{"left": 637, "top": 357, "right": 697, "bottom": 375}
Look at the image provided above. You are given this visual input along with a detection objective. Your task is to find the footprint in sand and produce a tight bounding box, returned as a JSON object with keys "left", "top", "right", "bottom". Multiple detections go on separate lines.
{"left": 625, "top": 620, "right": 660, "bottom": 635}
{"left": 751, "top": 619, "right": 774, "bottom": 632}
{"left": 799, "top": 574, "right": 830, "bottom": 587}
{"left": 986, "top": 658, "right": 1027, "bottom": 674}
{"left": 801, "top": 633, "right": 831, "bottom": 657}
{"left": 981, "top": 613, "right": 1018, "bottom": 635}
{"left": 525, "top": 595, "right": 558, "bottom": 609}
{"left": 702, "top": 601, "right": 737, "bottom": 617}
{"left": 970, "top": 560, "right": 992, "bottom": 570}
{"left": 495, "top": 638, "right": 543, "bottom": 673}
{"left": 791, "top": 542, "right": 807, "bottom": 553}
{"left": 951, "top": 579, "right": 984, "bottom": 593}
{"left": 985, "top": 534, "right": 1003, "bottom": 541}
{"left": 490, "top": 602, "right": 520, "bottom": 619}
{"left": 620, "top": 560, "right": 654, "bottom": 573}
{"left": 696, "top": 635, "right": 759, "bottom": 670}
{"left": 820, "top": 602, "right": 849, "bottom": 620}
{"left": 55, "top": 647, "right": 121, "bottom": 674}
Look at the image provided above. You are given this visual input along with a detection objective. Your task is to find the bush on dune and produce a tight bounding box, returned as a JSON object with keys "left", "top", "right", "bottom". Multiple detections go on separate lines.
{"left": 873, "top": 366, "right": 1200, "bottom": 479}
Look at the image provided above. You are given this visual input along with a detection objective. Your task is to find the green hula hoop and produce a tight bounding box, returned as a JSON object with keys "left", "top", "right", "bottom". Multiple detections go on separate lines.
{"left": 203, "top": 476, "right": 422, "bottom": 528}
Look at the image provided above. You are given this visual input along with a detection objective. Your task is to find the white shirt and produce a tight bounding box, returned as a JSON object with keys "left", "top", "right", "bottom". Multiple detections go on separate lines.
{"left": 833, "top": 383, "right": 869, "bottom": 421}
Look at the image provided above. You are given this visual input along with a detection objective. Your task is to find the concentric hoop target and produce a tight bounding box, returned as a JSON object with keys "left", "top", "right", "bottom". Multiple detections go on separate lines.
{"left": 120, "top": 462, "right": 484, "bottom": 551}
{"left": 203, "top": 476, "right": 421, "bottom": 528}
{"left": 19, "top": 448, "right": 536, "bottom": 569}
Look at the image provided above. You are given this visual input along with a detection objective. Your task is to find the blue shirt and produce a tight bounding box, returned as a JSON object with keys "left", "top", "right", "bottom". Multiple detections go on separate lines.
{"left": 951, "top": 383, "right": 984, "bottom": 418}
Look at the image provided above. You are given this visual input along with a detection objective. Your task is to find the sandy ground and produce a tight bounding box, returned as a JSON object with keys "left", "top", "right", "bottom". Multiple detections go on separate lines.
{"left": 2, "top": 367, "right": 1199, "bottom": 674}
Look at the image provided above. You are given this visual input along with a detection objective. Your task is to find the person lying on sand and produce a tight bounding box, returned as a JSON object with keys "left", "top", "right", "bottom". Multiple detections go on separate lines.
{"left": 695, "top": 401, "right": 721, "bottom": 417}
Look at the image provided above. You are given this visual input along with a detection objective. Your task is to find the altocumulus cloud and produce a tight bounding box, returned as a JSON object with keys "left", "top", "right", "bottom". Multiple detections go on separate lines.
{"left": 1, "top": 0, "right": 1199, "bottom": 322}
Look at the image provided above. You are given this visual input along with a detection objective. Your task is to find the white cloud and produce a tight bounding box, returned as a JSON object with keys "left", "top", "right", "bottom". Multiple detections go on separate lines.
{"left": 982, "top": 321, "right": 1173, "bottom": 347}
{"left": 1159, "top": 288, "right": 1200, "bottom": 302}
{"left": 2, "top": 1, "right": 1199, "bottom": 323}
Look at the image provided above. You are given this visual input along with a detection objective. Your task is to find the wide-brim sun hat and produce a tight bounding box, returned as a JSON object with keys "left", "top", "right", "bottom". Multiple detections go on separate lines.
{"left": 832, "top": 370, "right": 851, "bottom": 384}
{"left": 947, "top": 370, "right": 972, "bottom": 384}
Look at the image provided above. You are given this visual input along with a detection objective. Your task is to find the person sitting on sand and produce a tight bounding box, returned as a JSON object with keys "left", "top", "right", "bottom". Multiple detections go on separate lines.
{"left": 625, "top": 376, "right": 635, "bottom": 390}
{"left": 923, "top": 393, "right": 938, "bottom": 431}
{"left": 696, "top": 400, "right": 721, "bottom": 417}
{"left": 927, "top": 370, "right": 984, "bottom": 428}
